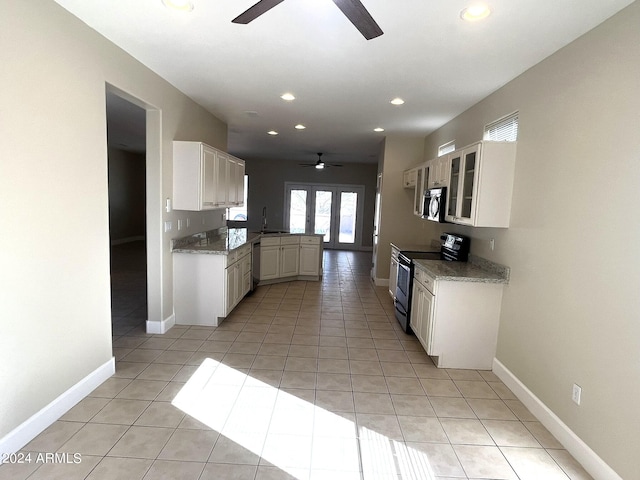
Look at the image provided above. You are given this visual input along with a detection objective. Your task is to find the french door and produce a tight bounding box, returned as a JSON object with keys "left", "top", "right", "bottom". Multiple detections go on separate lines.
{"left": 285, "top": 183, "right": 364, "bottom": 249}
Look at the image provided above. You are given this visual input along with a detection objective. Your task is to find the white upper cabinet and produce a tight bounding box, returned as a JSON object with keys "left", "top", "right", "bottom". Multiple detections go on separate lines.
{"left": 227, "top": 157, "right": 245, "bottom": 206}
{"left": 445, "top": 141, "right": 517, "bottom": 227}
{"left": 413, "top": 163, "right": 427, "bottom": 216}
{"left": 427, "top": 155, "right": 451, "bottom": 189}
{"left": 402, "top": 168, "right": 418, "bottom": 188}
{"left": 214, "top": 150, "right": 229, "bottom": 207}
{"left": 173, "top": 141, "right": 245, "bottom": 211}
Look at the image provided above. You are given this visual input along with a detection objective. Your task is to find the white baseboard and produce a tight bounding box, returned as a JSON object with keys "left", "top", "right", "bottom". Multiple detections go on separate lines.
{"left": 493, "top": 358, "right": 622, "bottom": 480}
{"left": 146, "top": 313, "right": 175, "bottom": 334}
{"left": 0, "top": 358, "right": 115, "bottom": 458}
{"left": 373, "top": 277, "right": 389, "bottom": 287}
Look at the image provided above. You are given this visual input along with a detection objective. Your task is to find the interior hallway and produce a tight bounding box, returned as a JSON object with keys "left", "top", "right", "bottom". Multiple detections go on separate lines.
{"left": 0, "top": 250, "right": 592, "bottom": 479}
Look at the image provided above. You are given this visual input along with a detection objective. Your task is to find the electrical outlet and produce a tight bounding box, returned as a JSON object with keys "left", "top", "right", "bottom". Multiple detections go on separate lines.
{"left": 489, "top": 238, "right": 495, "bottom": 251}
{"left": 186, "top": 217, "right": 191, "bottom": 228}
{"left": 164, "top": 221, "right": 172, "bottom": 233}
{"left": 177, "top": 219, "right": 183, "bottom": 231}
{"left": 572, "top": 384, "right": 582, "bottom": 405}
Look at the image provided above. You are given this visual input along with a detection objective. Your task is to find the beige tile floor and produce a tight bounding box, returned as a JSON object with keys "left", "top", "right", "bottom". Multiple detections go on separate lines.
{"left": 1, "top": 249, "right": 594, "bottom": 480}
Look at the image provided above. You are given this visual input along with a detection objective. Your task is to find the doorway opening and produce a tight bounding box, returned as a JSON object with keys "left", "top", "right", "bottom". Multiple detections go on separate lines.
{"left": 284, "top": 182, "right": 365, "bottom": 250}
{"left": 106, "top": 91, "right": 148, "bottom": 335}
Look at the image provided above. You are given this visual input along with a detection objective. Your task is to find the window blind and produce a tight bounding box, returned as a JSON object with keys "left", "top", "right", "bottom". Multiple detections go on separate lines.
{"left": 484, "top": 112, "right": 518, "bottom": 142}
{"left": 438, "top": 140, "right": 456, "bottom": 156}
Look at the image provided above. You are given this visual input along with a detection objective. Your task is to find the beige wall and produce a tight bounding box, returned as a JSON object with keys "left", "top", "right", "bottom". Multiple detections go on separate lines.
{"left": 423, "top": 3, "right": 640, "bottom": 477}
{"left": 374, "top": 135, "right": 441, "bottom": 281}
{"left": 0, "top": 1, "right": 227, "bottom": 437}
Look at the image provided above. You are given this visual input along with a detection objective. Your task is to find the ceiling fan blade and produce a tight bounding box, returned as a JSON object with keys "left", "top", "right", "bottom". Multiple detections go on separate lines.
{"left": 232, "top": 0, "right": 286, "bottom": 24}
{"left": 331, "top": 0, "right": 383, "bottom": 40}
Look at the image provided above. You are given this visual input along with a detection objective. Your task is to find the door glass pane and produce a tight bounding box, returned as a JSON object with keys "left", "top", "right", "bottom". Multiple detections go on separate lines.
{"left": 314, "top": 191, "right": 332, "bottom": 242}
{"left": 289, "top": 189, "right": 307, "bottom": 233}
{"left": 339, "top": 192, "right": 357, "bottom": 244}
{"left": 448, "top": 156, "right": 460, "bottom": 216}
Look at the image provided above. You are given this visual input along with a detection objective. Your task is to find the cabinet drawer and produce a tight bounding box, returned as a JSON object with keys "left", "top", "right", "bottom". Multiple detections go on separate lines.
{"left": 415, "top": 268, "right": 435, "bottom": 293}
{"left": 234, "top": 243, "right": 251, "bottom": 258}
{"left": 226, "top": 250, "right": 238, "bottom": 265}
{"left": 280, "top": 236, "right": 300, "bottom": 245}
{"left": 300, "top": 236, "right": 321, "bottom": 245}
{"left": 261, "top": 236, "right": 281, "bottom": 246}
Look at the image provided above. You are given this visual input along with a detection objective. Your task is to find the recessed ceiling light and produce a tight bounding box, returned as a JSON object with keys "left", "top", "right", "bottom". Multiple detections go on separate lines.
{"left": 390, "top": 98, "right": 405, "bottom": 105}
{"left": 280, "top": 93, "right": 296, "bottom": 101}
{"left": 267, "top": 130, "right": 279, "bottom": 136}
{"left": 161, "top": 0, "right": 194, "bottom": 12}
{"left": 460, "top": 4, "right": 491, "bottom": 21}
{"left": 374, "top": 127, "right": 385, "bottom": 132}
{"left": 294, "top": 124, "right": 306, "bottom": 130}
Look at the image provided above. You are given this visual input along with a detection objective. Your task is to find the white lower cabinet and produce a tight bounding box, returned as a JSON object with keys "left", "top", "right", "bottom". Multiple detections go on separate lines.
{"left": 389, "top": 247, "right": 399, "bottom": 299}
{"left": 411, "top": 265, "right": 504, "bottom": 370}
{"left": 241, "top": 252, "right": 252, "bottom": 297}
{"left": 260, "top": 236, "right": 299, "bottom": 280}
{"left": 225, "top": 255, "right": 247, "bottom": 316}
{"left": 299, "top": 236, "right": 321, "bottom": 276}
{"left": 410, "top": 279, "right": 434, "bottom": 352}
{"left": 260, "top": 235, "right": 322, "bottom": 283}
{"left": 174, "top": 244, "right": 252, "bottom": 326}
{"left": 260, "top": 243, "right": 281, "bottom": 281}
{"left": 280, "top": 239, "right": 300, "bottom": 277}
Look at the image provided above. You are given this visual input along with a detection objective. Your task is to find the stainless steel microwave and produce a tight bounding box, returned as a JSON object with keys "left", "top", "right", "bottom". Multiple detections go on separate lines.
{"left": 422, "top": 187, "right": 447, "bottom": 222}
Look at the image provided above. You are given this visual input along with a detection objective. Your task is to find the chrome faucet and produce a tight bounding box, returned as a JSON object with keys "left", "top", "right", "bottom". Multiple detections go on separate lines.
{"left": 261, "top": 206, "right": 267, "bottom": 232}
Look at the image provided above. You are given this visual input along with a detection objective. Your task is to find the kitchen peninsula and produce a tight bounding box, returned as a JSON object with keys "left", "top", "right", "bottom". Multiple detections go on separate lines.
{"left": 172, "top": 227, "right": 322, "bottom": 326}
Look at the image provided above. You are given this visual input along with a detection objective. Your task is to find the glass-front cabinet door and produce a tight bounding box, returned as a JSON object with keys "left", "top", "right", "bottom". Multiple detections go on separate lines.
{"left": 447, "top": 152, "right": 461, "bottom": 218}
{"left": 460, "top": 146, "right": 479, "bottom": 221}
{"left": 446, "top": 143, "right": 480, "bottom": 225}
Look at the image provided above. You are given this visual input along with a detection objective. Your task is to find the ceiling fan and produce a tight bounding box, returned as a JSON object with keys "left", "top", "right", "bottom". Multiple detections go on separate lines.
{"left": 232, "top": 0, "right": 383, "bottom": 40}
{"left": 300, "top": 153, "right": 343, "bottom": 169}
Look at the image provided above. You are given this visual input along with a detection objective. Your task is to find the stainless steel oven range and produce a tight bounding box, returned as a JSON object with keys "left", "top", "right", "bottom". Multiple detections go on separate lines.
{"left": 394, "top": 233, "right": 470, "bottom": 333}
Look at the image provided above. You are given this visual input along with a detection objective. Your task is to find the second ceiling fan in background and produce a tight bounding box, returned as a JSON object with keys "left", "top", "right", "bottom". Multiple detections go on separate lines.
{"left": 232, "top": 0, "right": 384, "bottom": 40}
{"left": 300, "top": 153, "right": 343, "bottom": 169}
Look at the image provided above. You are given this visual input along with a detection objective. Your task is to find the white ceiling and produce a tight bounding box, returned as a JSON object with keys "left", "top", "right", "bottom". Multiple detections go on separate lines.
{"left": 56, "top": 0, "right": 633, "bottom": 164}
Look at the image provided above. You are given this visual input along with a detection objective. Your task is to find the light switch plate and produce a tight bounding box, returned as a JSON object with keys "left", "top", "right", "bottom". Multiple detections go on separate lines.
{"left": 572, "top": 384, "right": 582, "bottom": 405}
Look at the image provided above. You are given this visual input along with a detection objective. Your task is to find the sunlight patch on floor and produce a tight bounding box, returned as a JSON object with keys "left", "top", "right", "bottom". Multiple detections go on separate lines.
{"left": 172, "top": 358, "right": 436, "bottom": 479}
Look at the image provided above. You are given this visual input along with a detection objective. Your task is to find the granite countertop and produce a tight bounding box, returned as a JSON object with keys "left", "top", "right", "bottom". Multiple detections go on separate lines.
{"left": 172, "top": 228, "right": 260, "bottom": 255}
{"left": 414, "top": 254, "right": 510, "bottom": 284}
{"left": 390, "top": 241, "right": 440, "bottom": 252}
{"left": 172, "top": 228, "right": 323, "bottom": 255}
